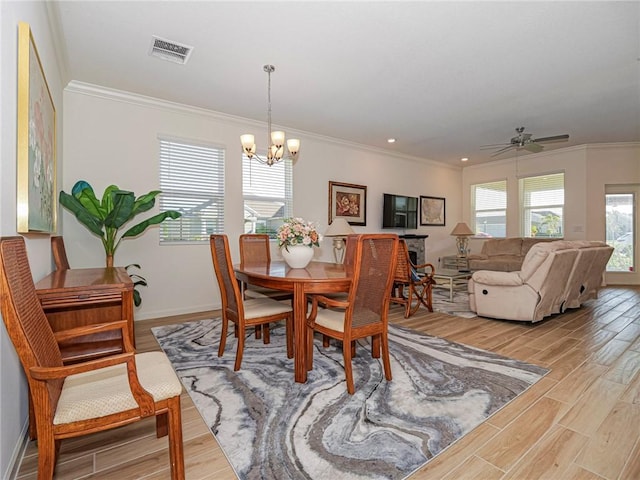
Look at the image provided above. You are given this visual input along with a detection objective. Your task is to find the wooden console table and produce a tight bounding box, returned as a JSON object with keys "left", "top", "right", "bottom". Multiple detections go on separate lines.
{"left": 35, "top": 267, "right": 135, "bottom": 363}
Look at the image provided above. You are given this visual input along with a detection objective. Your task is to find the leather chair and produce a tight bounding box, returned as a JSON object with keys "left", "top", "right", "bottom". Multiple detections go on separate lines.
{"left": 306, "top": 234, "right": 399, "bottom": 394}
{"left": 0, "top": 236, "right": 185, "bottom": 479}
{"left": 210, "top": 234, "right": 293, "bottom": 370}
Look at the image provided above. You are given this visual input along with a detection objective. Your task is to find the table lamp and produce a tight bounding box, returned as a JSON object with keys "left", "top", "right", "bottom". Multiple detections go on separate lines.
{"left": 450, "top": 222, "right": 474, "bottom": 257}
{"left": 324, "top": 218, "right": 355, "bottom": 263}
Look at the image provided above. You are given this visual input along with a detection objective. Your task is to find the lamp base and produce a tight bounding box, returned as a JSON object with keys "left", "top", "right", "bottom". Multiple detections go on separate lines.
{"left": 332, "top": 237, "right": 346, "bottom": 264}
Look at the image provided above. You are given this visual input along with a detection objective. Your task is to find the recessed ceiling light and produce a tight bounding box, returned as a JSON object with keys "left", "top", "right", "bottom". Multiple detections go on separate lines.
{"left": 387, "top": 138, "right": 396, "bottom": 143}
{"left": 461, "top": 157, "right": 469, "bottom": 162}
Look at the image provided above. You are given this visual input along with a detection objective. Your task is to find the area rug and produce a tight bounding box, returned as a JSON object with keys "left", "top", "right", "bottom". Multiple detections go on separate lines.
{"left": 431, "top": 289, "right": 476, "bottom": 318}
{"left": 152, "top": 320, "right": 547, "bottom": 480}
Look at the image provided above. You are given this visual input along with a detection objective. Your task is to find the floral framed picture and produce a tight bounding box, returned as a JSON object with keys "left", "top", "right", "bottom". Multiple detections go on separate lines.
{"left": 420, "top": 196, "right": 446, "bottom": 226}
{"left": 16, "top": 21, "right": 57, "bottom": 234}
{"left": 328, "top": 181, "right": 367, "bottom": 226}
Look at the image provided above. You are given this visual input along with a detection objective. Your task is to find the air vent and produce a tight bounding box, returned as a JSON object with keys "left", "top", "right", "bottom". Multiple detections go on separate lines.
{"left": 148, "top": 36, "right": 193, "bottom": 65}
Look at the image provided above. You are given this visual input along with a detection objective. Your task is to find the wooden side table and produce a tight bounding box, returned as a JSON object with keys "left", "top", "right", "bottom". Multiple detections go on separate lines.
{"left": 35, "top": 267, "right": 135, "bottom": 363}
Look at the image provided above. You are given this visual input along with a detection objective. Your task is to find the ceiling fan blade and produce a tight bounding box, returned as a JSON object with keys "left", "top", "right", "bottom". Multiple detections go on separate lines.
{"left": 531, "top": 134, "right": 569, "bottom": 143}
{"left": 480, "top": 143, "right": 510, "bottom": 149}
{"left": 523, "top": 143, "right": 544, "bottom": 153}
{"left": 491, "top": 145, "right": 515, "bottom": 157}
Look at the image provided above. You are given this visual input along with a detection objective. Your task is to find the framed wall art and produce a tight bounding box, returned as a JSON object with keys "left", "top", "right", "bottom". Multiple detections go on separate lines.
{"left": 420, "top": 196, "right": 446, "bottom": 226}
{"left": 17, "top": 21, "right": 57, "bottom": 234}
{"left": 328, "top": 181, "right": 367, "bottom": 226}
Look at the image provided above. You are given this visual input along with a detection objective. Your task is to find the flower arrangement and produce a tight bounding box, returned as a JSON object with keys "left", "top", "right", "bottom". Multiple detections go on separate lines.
{"left": 277, "top": 217, "right": 320, "bottom": 251}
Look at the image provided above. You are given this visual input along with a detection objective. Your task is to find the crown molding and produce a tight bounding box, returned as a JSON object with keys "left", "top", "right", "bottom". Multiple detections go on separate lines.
{"left": 64, "top": 80, "right": 460, "bottom": 171}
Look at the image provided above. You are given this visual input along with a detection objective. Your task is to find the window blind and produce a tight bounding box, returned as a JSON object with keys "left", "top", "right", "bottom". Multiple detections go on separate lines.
{"left": 159, "top": 137, "right": 225, "bottom": 243}
{"left": 520, "top": 172, "right": 564, "bottom": 238}
{"left": 242, "top": 155, "right": 293, "bottom": 238}
{"left": 471, "top": 180, "right": 507, "bottom": 237}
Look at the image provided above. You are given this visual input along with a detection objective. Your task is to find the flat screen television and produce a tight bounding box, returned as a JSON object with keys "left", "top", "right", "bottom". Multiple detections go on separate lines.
{"left": 382, "top": 193, "right": 418, "bottom": 229}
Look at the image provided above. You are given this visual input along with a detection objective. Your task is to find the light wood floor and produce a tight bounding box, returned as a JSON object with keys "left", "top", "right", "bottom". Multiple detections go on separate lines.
{"left": 16, "top": 286, "right": 640, "bottom": 479}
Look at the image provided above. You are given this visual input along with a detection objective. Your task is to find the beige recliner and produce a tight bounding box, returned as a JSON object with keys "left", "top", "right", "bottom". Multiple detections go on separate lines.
{"left": 562, "top": 241, "right": 614, "bottom": 310}
{"left": 468, "top": 241, "right": 580, "bottom": 322}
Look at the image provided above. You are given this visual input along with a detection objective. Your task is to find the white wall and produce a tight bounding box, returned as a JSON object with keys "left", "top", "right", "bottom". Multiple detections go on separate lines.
{"left": 461, "top": 143, "right": 640, "bottom": 284}
{"left": 62, "top": 82, "right": 463, "bottom": 321}
{"left": 1, "top": 2, "right": 65, "bottom": 477}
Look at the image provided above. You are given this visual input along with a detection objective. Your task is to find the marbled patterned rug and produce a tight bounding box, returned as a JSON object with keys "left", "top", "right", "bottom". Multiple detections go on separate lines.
{"left": 431, "top": 289, "right": 476, "bottom": 318}
{"left": 152, "top": 320, "right": 547, "bottom": 480}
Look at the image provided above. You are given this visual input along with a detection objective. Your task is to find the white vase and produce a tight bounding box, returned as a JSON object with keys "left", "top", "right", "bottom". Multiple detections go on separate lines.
{"left": 281, "top": 245, "right": 314, "bottom": 269}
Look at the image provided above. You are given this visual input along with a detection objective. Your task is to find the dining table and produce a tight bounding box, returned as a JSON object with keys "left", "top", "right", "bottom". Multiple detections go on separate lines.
{"left": 234, "top": 260, "right": 351, "bottom": 383}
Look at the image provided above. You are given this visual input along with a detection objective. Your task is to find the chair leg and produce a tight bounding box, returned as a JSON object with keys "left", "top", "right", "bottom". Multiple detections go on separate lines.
{"left": 156, "top": 411, "right": 168, "bottom": 438}
{"left": 167, "top": 396, "right": 185, "bottom": 480}
{"left": 371, "top": 334, "right": 381, "bottom": 358}
{"left": 218, "top": 317, "right": 229, "bottom": 357}
{"left": 381, "top": 332, "right": 392, "bottom": 382}
{"left": 323, "top": 335, "right": 330, "bottom": 348}
{"left": 36, "top": 430, "right": 56, "bottom": 479}
{"left": 234, "top": 325, "right": 245, "bottom": 371}
{"left": 255, "top": 325, "right": 262, "bottom": 339}
{"left": 350, "top": 340, "right": 356, "bottom": 358}
{"left": 343, "top": 340, "right": 355, "bottom": 395}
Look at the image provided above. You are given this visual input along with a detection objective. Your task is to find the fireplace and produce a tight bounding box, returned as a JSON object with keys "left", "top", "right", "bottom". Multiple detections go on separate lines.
{"left": 399, "top": 234, "right": 428, "bottom": 266}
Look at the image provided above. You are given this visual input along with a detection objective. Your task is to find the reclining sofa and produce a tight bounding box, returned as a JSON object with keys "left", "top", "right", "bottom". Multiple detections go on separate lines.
{"left": 468, "top": 240, "right": 614, "bottom": 322}
{"left": 467, "top": 237, "right": 556, "bottom": 272}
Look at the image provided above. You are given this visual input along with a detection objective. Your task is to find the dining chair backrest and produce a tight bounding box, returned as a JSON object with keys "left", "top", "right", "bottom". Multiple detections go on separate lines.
{"left": 394, "top": 239, "right": 412, "bottom": 283}
{"left": 343, "top": 234, "right": 359, "bottom": 267}
{"left": 1, "top": 237, "right": 66, "bottom": 406}
{"left": 51, "top": 236, "right": 70, "bottom": 270}
{"left": 239, "top": 234, "right": 271, "bottom": 266}
{"left": 210, "top": 234, "right": 241, "bottom": 316}
{"left": 347, "top": 234, "right": 399, "bottom": 330}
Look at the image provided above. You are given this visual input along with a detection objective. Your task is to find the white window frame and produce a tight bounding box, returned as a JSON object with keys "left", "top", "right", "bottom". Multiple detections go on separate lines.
{"left": 470, "top": 180, "right": 507, "bottom": 238}
{"left": 242, "top": 154, "right": 293, "bottom": 238}
{"left": 158, "top": 136, "right": 225, "bottom": 243}
{"left": 519, "top": 172, "right": 565, "bottom": 238}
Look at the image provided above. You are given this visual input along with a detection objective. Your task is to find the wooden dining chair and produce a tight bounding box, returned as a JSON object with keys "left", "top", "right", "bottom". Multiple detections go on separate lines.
{"left": 306, "top": 234, "right": 399, "bottom": 394}
{"left": 239, "top": 234, "right": 292, "bottom": 298}
{"left": 0, "top": 236, "right": 185, "bottom": 479}
{"left": 51, "top": 236, "right": 70, "bottom": 270}
{"left": 390, "top": 239, "right": 436, "bottom": 318}
{"left": 210, "top": 234, "right": 293, "bottom": 370}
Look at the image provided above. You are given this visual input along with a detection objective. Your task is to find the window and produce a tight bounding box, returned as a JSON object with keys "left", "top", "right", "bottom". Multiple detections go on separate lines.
{"left": 242, "top": 155, "right": 293, "bottom": 238}
{"left": 520, "top": 172, "right": 564, "bottom": 238}
{"left": 159, "top": 137, "right": 225, "bottom": 243}
{"left": 471, "top": 180, "right": 507, "bottom": 238}
{"left": 605, "top": 187, "right": 636, "bottom": 272}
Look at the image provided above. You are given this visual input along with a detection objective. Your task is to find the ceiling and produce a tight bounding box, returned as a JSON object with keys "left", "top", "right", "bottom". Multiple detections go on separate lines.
{"left": 49, "top": 1, "right": 640, "bottom": 166}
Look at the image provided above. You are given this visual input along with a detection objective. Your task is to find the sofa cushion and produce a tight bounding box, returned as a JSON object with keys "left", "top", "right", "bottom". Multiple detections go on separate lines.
{"left": 522, "top": 237, "right": 555, "bottom": 255}
{"left": 482, "top": 238, "right": 522, "bottom": 257}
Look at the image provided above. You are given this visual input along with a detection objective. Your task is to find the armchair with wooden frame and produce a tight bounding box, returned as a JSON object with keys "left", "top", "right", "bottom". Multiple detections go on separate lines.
{"left": 0, "top": 237, "right": 185, "bottom": 479}
{"left": 390, "top": 239, "right": 436, "bottom": 318}
{"left": 306, "top": 234, "right": 399, "bottom": 394}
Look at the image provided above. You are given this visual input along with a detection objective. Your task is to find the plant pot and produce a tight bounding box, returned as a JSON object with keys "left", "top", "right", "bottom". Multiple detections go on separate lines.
{"left": 281, "top": 245, "right": 314, "bottom": 269}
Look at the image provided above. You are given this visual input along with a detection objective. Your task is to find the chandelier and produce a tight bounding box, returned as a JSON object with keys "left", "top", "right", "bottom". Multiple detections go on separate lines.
{"left": 240, "top": 65, "right": 300, "bottom": 166}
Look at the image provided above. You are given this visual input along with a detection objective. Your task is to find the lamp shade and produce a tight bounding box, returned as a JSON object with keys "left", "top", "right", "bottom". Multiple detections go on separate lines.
{"left": 450, "top": 222, "right": 474, "bottom": 236}
{"left": 325, "top": 218, "right": 355, "bottom": 237}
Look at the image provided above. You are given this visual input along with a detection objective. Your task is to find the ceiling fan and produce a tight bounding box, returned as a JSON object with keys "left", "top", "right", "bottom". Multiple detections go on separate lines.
{"left": 481, "top": 127, "right": 570, "bottom": 157}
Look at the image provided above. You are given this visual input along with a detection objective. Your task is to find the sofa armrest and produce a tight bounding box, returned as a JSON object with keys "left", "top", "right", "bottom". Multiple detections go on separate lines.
{"left": 471, "top": 270, "right": 524, "bottom": 286}
{"left": 467, "top": 253, "right": 488, "bottom": 260}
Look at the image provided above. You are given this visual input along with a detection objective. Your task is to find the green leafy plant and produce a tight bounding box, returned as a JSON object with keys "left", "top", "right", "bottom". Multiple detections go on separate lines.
{"left": 59, "top": 180, "right": 182, "bottom": 266}
{"left": 125, "top": 263, "right": 147, "bottom": 307}
{"left": 59, "top": 181, "right": 182, "bottom": 306}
